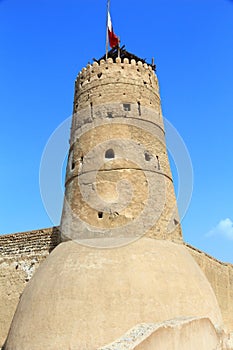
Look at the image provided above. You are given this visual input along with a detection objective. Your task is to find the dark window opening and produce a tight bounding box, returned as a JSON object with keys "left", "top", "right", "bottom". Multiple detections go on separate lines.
{"left": 105, "top": 149, "right": 115, "bottom": 159}
{"left": 107, "top": 112, "right": 113, "bottom": 118}
{"left": 174, "top": 219, "right": 179, "bottom": 226}
{"left": 71, "top": 162, "right": 75, "bottom": 170}
{"left": 144, "top": 151, "right": 153, "bottom": 161}
{"left": 98, "top": 212, "right": 103, "bottom": 219}
{"left": 97, "top": 73, "right": 102, "bottom": 78}
{"left": 123, "top": 103, "right": 131, "bottom": 111}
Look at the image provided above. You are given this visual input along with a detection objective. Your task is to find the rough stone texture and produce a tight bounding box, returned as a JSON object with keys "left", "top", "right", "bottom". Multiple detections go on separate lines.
{"left": 74, "top": 59, "right": 161, "bottom": 114}
{"left": 0, "top": 227, "right": 59, "bottom": 258}
{"left": 1, "top": 56, "right": 233, "bottom": 349}
{"left": 186, "top": 243, "right": 233, "bottom": 333}
{"left": 3, "top": 238, "right": 223, "bottom": 350}
{"left": 224, "top": 333, "right": 233, "bottom": 350}
{"left": 98, "top": 317, "right": 222, "bottom": 350}
{"left": 60, "top": 58, "right": 182, "bottom": 243}
{"left": 0, "top": 227, "right": 59, "bottom": 348}
{"left": 1, "top": 228, "right": 233, "bottom": 348}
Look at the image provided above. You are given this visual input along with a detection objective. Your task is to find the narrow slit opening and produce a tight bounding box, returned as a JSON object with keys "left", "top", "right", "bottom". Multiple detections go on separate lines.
{"left": 138, "top": 101, "right": 141, "bottom": 116}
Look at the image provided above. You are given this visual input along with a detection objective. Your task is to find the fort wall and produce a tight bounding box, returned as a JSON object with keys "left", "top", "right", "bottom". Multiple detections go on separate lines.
{"left": 74, "top": 58, "right": 162, "bottom": 115}
{"left": 186, "top": 244, "right": 233, "bottom": 333}
{"left": 0, "top": 227, "right": 59, "bottom": 348}
{"left": 1, "top": 56, "right": 233, "bottom": 347}
{"left": 1, "top": 228, "right": 233, "bottom": 347}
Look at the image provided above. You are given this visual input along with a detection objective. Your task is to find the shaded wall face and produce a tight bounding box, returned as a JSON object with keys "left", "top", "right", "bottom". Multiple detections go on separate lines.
{"left": 60, "top": 58, "right": 182, "bottom": 244}
{"left": 186, "top": 244, "right": 233, "bottom": 333}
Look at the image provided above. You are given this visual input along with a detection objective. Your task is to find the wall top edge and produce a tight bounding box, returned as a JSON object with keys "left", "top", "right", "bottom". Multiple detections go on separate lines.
{"left": 185, "top": 242, "right": 233, "bottom": 267}
{"left": 77, "top": 58, "right": 154, "bottom": 79}
{"left": 0, "top": 226, "right": 59, "bottom": 239}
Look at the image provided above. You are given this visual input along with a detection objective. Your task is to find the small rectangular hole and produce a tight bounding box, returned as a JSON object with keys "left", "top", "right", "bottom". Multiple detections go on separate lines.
{"left": 123, "top": 103, "right": 131, "bottom": 111}
{"left": 98, "top": 212, "right": 103, "bottom": 219}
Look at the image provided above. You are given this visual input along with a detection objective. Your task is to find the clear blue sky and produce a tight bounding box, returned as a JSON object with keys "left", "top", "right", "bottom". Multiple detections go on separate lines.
{"left": 1, "top": 0, "right": 233, "bottom": 262}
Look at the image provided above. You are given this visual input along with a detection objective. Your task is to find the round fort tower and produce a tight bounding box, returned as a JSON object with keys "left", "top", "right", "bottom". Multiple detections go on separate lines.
{"left": 4, "top": 51, "right": 223, "bottom": 350}
{"left": 60, "top": 52, "right": 182, "bottom": 245}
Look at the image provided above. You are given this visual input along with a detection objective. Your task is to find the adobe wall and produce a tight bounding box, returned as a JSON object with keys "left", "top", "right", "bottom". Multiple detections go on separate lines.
{"left": 0, "top": 227, "right": 60, "bottom": 348}
{"left": 73, "top": 57, "right": 162, "bottom": 114}
{"left": 1, "top": 227, "right": 233, "bottom": 346}
{"left": 2, "top": 238, "right": 223, "bottom": 349}
{"left": 186, "top": 244, "right": 233, "bottom": 333}
{"left": 60, "top": 57, "right": 182, "bottom": 244}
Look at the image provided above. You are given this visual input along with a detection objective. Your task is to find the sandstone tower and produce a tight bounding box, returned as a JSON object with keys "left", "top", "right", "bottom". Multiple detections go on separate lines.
{"left": 3, "top": 49, "right": 226, "bottom": 349}
{"left": 60, "top": 48, "right": 182, "bottom": 245}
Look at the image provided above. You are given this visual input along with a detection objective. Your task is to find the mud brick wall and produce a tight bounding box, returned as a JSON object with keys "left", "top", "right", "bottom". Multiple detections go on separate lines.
{"left": 0, "top": 227, "right": 60, "bottom": 347}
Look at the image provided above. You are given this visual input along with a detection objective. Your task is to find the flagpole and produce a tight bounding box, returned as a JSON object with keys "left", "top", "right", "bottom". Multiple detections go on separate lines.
{"left": 105, "top": 0, "right": 110, "bottom": 60}
{"left": 118, "top": 37, "right": 120, "bottom": 58}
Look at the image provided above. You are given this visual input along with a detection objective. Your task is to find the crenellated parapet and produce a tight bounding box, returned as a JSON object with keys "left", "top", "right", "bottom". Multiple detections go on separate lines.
{"left": 77, "top": 58, "right": 157, "bottom": 86}
{"left": 74, "top": 57, "right": 161, "bottom": 113}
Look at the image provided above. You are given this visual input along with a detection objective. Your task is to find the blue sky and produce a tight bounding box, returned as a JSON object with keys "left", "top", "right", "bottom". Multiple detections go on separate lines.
{"left": 0, "top": 0, "right": 233, "bottom": 262}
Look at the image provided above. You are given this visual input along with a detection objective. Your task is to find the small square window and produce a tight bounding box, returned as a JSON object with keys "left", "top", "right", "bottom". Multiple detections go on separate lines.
{"left": 123, "top": 103, "right": 131, "bottom": 111}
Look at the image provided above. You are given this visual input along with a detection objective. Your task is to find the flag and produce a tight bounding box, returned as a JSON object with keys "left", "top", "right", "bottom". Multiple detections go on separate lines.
{"left": 107, "top": 11, "right": 119, "bottom": 48}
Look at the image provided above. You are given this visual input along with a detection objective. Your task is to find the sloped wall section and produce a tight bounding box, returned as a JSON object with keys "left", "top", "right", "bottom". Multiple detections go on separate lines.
{"left": 0, "top": 227, "right": 233, "bottom": 347}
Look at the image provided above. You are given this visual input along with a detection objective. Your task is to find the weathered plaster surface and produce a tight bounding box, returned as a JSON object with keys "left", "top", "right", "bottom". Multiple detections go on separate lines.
{"left": 0, "top": 227, "right": 59, "bottom": 347}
